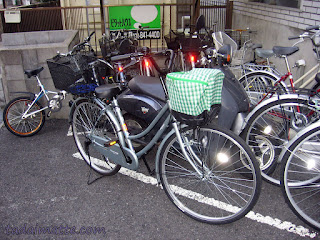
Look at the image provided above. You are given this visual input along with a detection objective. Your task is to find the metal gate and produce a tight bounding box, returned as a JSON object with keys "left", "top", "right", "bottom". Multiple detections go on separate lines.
{"left": 0, "top": 2, "right": 233, "bottom": 51}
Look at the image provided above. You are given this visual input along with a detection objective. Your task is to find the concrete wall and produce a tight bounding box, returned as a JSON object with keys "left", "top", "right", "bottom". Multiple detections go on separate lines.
{"left": 0, "top": 30, "right": 79, "bottom": 118}
{"left": 232, "top": 0, "right": 320, "bottom": 87}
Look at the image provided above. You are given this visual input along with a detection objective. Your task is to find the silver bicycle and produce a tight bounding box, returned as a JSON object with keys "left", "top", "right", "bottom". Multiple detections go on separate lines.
{"left": 280, "top": 121, "right": 320, "bottom": 231}
{"left": 71, "top": 75, "right": 262, "bottom": 224}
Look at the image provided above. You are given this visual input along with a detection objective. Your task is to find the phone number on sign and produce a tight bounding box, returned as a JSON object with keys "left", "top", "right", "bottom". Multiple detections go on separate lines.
{"left": 111, "top": 30, "right": 161, "bottom": 40}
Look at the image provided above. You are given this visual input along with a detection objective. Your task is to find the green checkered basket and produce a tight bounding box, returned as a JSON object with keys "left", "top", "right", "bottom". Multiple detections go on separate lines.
{"left": 166, "top": 68, "right": 224, "bottom": 126}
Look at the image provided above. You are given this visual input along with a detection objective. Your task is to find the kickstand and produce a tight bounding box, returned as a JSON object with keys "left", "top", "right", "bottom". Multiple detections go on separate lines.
{"left": 85, "top": 139, "right": 105, "bottom": 185}
{"left": 87, "top": 168, "right": 105, "bottom": 185}
{"left": 142, "top": 155, "right": 155, "bottom": 176}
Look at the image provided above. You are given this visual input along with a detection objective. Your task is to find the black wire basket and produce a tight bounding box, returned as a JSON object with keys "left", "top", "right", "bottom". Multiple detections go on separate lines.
{"left": 99, "top": 35, "right": 120, "bottom": 59}
{"left": 164, "top": 31, "right": 185, "bottom": 51}
{"left": 180, "top": 36, "right": 201, "bottom": 53}
{"left": 47, "top": 54, "right": 90, "bottom": 92}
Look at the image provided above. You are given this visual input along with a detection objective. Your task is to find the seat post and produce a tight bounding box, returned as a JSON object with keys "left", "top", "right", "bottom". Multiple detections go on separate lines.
{"left": 283, "top": 55, "right": 296, "bottom": 89}
{"left": 283, "top": 55, "right": 291, "bottom": 73}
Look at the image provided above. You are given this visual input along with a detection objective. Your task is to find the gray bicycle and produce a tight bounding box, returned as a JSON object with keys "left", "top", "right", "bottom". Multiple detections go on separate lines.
{"left": 71, "top": 73, "right": 261, "bottom": 224}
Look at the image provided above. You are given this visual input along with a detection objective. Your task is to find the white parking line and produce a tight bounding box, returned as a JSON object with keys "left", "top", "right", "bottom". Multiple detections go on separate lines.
{"left": 67, "top": 126, "right": 73, "bottom": 136}
{"left": 72, "top": 152, "right": 318, "bottom": 238}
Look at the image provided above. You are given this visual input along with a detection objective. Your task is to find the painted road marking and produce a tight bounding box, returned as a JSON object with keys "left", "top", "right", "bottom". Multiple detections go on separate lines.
{"left": 67, "top": 126, "right": 72, "bottom": 136}
{"left": 72, "top": 152, "right": 318, "bottom": 238}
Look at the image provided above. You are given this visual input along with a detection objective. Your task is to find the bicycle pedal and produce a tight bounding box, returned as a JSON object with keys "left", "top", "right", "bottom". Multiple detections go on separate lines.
{"left": 47, "top": 111, "right": 52, "bottom": 118}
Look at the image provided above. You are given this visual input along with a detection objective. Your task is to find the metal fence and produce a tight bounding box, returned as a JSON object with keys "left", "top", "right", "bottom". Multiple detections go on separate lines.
{"left": 0, "top": 1, "right": 233, "bottom": 53}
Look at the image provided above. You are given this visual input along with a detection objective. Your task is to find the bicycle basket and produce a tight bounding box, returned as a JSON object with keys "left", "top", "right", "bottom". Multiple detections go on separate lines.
{"left": 180, "top": 36, "right": 201, "bottom": 53}
{"left": 99, "top": 35, "right": 120, "bottom": 59}
{"left": 166, "top": 68, "right": 224, "bottom": 126}
{"left": 164, "top": 31, "right": 185, "bottom": 50}
{"left": 47, "top": 54, "right": 89, "bottom": 92}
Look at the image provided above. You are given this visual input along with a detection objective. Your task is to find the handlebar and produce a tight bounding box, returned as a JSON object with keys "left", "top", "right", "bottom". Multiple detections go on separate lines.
{"left": 288, "top": 36, "right": 301, "bottom": 40}
{"left": 138, "top": 25, "right": 150, "bottom": 30}
{"left": 85, "top": 31, "right": 95, "bottom": 42}
{"left": 70, "top": 32, "right": 96, "bottom": 54}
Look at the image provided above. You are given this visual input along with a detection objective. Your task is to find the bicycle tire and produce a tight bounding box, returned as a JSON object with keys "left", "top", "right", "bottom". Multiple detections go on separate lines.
{"left": 280, "top": 123, "right": 320, "bottom": 230}
{"left": 72, "top": 101, "right": 121, "bottom": 175}
{"left": 159, "top": 126, "right": 261, "bottom": 224}
{"left": 3, "top": 96, "right": 45, "bottom": 137}
{"left": 241, "top": 97, "right": 320, "bottom": 186}
{"left": 238, "top": 71, "right": 287, "bottom": 107}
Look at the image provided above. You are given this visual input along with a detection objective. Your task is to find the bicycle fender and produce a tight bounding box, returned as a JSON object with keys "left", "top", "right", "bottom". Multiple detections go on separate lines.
{"left": 155, "top": 127, "right": 177, "bottom": 185}
{"left": 11, "top": 91, "right": 35, "bottom": 99}
{"left": 68, "top": 97, "right": 89, "bottom": 124}
{"left": 239, "top": 70, "right": 280, "bottom": 82}
{"left": 278, "top": 121, "right": 320, "bottom": 163}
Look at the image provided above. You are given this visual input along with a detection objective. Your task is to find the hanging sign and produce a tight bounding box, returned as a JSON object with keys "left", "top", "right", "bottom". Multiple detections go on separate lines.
{"left": 109, "top": 5, "right": 161, "bottom": 40}
{"left": 4, "top": 10, "right": 21, "bottom": 23}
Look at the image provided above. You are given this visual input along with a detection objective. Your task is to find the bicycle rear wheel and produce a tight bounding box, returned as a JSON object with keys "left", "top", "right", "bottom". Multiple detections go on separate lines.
{"left": 72, "top": 101, "right": 121, "bottom": 175}
{"left": 238, "top": 71, "right": 287, "bottom": 107}
{"left": 159, "top": 126, "right": 261, "bottom": 224}
{"left": 3, "top": 96, "right": 45, "bottom": 137}
{"left": 280, "top": 123, "right": 320, "bottom": 230}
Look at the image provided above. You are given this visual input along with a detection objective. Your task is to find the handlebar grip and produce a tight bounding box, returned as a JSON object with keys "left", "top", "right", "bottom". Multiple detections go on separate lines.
{"left": 306, "top": 25, "right": 320, "bottom": 31}
{"left": 138, "top": 25, "right": 150, "bottom": 30}
{"left": 288, "top": 36, "right": 300, "bottom": 40}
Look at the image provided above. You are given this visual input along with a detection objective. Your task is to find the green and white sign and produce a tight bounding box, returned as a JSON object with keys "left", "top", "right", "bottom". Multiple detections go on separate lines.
{"left": 109, "top": 5, "right": 161, "bottom": 30}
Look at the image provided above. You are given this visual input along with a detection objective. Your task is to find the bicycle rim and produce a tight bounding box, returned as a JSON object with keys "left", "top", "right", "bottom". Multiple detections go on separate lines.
{"left": 4, "top": 98, "right": 44, "bottom": 137}
{"left": 239, "top": 72, "right": 286, "bottom": 107}
{"left": 72, "top": 101, "right": 121, "bottom": 175}
{"left": 281, "top": 128, "right": 320, "bottom": 230}
{"left": 159, "top": 127, "right": 261, "bottom": 224}
{"left": 243, "top": 99, "right": 320, "bottom": 186}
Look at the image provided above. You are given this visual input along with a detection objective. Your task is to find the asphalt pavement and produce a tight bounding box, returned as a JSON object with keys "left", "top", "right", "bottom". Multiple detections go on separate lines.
{"left": 0, "top": 119, "right": 319, "bottom": 240}
{"left": 0, "top": 107, "right": 3, "bottom": 126}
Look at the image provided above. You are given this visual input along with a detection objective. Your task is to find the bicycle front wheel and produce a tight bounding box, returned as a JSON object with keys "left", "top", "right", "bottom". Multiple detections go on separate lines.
{"left": 72, "top": 101, "right": 121, "bottom": 175}
{"left": 3, "top": 96, "right": 45, "bottom": 137}
{"left": 280, "top": 123, "right": 320, "bottom": 230}
{"left": 242, "top": 97, "right": 320, "bottom": 186}
{"left": 159, "top": 126, "right": 261, "bottom": 224}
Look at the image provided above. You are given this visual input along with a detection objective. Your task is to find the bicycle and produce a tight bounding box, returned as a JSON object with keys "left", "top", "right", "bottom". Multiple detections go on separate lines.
{"left": 71, "top": 68, "right": 261, "bottom": 224}
{"left": 3, "top": 33, "right": 101, "bottom": 137}
{"left": 238, "top": 25, "right": 320, "bottom": 107}
{"left": 240, "top": 92, "right": 320, "bottom": 186}
{"left": 212, "top": 29, "right": 280, "bottom": 79}
{"left": 280, "top": 120, "right": 320, "bottom": 231}
{"left": 2, "top": 67, "right": 66, "bottom": 137}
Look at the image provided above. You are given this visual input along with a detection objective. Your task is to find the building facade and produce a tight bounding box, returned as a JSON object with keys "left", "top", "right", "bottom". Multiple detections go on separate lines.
{"left": 232, "top": 0, "right": 320, "bottom": 86}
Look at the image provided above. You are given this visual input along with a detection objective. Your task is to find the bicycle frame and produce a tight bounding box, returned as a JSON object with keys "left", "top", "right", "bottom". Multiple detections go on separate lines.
{"left": 21, "top": 75, "right": 60, "bottom": 119}
{"left": 240, "top": 93, "right": 320, "bottom": 133}
{"left": 87, "top": 96, "right": 209, "bottom": 178}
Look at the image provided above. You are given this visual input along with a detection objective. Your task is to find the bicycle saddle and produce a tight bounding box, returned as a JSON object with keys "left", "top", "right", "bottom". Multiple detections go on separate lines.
{"left": 251, "top": 43, "right": 262, "bottom": 50}
{"left": 128, "top": 76, "right": 166, "bottom": 102}
{"left": 24, "top": 67, "right": 44, "bottom": 78}
{"left": 272, "top": 46, "right": 299, "bottom": 56}
{"left": 255, "top": 48, "right": 274, "bottom": 58}
{"left": 94, "top": 84, "right": 122, "bottom": 100}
